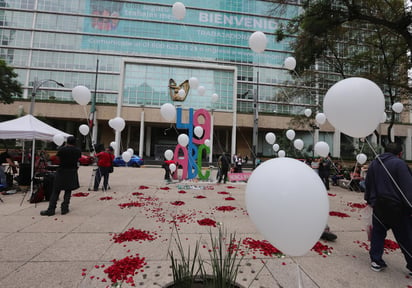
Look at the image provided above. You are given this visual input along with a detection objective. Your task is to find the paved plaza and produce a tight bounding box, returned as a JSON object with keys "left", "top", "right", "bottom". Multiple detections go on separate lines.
{"left": 0, "top": 165, "right": 411, "bottom": 288}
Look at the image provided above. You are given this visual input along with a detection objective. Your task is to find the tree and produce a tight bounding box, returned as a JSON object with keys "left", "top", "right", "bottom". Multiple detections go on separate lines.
{"left": 272, "top": 0, "right": 410, "bottom": 144}
{"left": 0, "top": 59, "right": 22, "bottom": 104}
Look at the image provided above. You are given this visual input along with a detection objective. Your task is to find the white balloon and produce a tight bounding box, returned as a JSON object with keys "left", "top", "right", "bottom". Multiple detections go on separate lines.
{"left": 249, "top": 31, "right": 268, "bottom": 53}
{"left": 53, "top": 134, "right": 65, "bottom": 146}
{"left": 211, "top": 93, "right": 219, "bottom": 103}
{"left": 356, "top": 153, "right": 367, "bottom": 165}
{"left": 304, "top": 108, "right": 312, "bottom": 117}
{"left": 246, "top": 158, "right": 329, "bottom": 256}
{"left": 108, "top": 118, "right": 115, "bottom": 129}
{"left": 189, "top": 77, "right": 199, "bottom": 89}
{"left": 160, "top": 103, "right": 176, "bottom": 122}
{"left": 79, "top": 124, "right": 89, "bottom": 136}
{"left": 172, "top": 2, "right": 186, "bottom": 20}
{"left": 293, "top": 139, "right": 304, "bottom": 151}
{"left": 198, "top": 86, "right": 206, "bottom": 96}
{"left": 204, "top": 139, "right": 211, "bottom": 147}
{"left": 323, "top": 77, "right": 385, "bottom": 138}
{"left": 164, "top": 149, "right": 174, "bottom": 160}
{"left": 177, "top": 134, "right": 189, "bottom": 147}
{"left": 272, "top": 144, "right": 280, "bottom": 152}
{"left": 278, "top": 150, "right": 286, "bottom": 157}
{"left": 72, "top": 85, "right": 91, "bottom": 106}
{"left": 284, "top": 57, "right": 297, "bottom": 70}
{"left": 315, "top": 113, "right": 327, "bottom": 125}
{"left": 122, "top": 151, "right": 132, "bottom": 163}
{"left": 194, "top": 126, "right": 203, "bottom": 138}
{"left": 110, "top": 141, "right": 116, "bottom": 149}
{"left": 169, "top": 163, "right": 177, "bottom": 173}
{"left": 265, "top": 132, "right": 276, "bottom": 145}
{"left": 111, "top": 117, "right": 125, "bottom": 132}
{"left": 286, "top": 129, "right": 295, "bottom": 141}
{"left": 380, "top": 112, "right": 387, "bottom": 123}
{"left": 178, "top": 88, "right": 186, "bottom": 98}
{"left": 392, "top": 102, "right": 404, "bottom": 113}
{"left": 127, "top": 148, "right": 134, "bottom": 156}
{"left": 314, "top": 141, "right": 330, "bottom": 157}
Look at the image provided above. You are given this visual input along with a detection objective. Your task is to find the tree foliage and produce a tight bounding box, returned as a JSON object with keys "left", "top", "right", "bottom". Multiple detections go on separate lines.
{"left": 271, "top": 0, "right": 411, "bottom": 142}
{"left": 0, "top": 59, "right": 22, "bottom": 104}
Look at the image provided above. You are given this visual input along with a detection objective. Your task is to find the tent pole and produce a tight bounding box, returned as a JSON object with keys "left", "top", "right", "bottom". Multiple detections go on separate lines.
{"left": 30, "top": 139, "right": 35, "bottom": 196}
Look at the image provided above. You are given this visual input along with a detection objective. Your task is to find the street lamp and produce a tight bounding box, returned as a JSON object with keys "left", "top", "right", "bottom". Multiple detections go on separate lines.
{"left": 30, "top": 79, "right": 64, "bottom": 115}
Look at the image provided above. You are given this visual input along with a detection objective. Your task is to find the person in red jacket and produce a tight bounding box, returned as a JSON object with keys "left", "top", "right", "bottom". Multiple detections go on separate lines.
{"left": 93, "top": 146, "right": 114, "bottom": 191}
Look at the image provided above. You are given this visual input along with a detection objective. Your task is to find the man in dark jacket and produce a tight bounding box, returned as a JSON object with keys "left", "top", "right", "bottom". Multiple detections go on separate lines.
{"left": 217, "top": 152, "right": 230, "bottom": 184}
{"left": 365, "top": 142, "right": 412, "bottom": 275}
{"left": 40, "top": 136, "right": 81, "bottom": 216}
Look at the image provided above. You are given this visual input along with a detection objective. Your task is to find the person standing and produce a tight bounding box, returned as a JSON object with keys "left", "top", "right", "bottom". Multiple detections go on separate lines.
{"left": 93, "top": 146, "right": 115, "bottom": 191}
{"left": 365, "top": 142, "right": 412, "bottom": 275}
{"left": 217, "top": 152, "right": 230, "bottom": 184}
{"left": 0, "top": 149, "right": 18, "bottom": 189}
{"left": 40, "top": 136, "right": 81, "bottom": 216}
{"left": 318, "top": 155, "right": 331, "bottom": 190}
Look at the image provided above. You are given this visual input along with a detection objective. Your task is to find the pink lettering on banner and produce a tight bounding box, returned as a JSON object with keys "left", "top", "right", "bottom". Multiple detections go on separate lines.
{"left": 174, "top": 144, "right": 188, "bottom": 180}
{"left": 228, "top": 173, "right": 251, "bottom": 182}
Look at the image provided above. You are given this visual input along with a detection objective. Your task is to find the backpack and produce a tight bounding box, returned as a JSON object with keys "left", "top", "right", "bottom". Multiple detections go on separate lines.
{"left": 30, "top": 183, "right": 45, "bottom": 203}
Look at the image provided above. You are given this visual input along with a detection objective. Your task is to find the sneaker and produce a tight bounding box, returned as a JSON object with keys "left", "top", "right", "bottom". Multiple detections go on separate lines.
{"left": 371, "top": 261, "right": 387, "bottom": 272}
{"left": 40, "top": 210, "right": 55, "bottom": 216}
{"left": 320, "top": 231, "right": 337, "bottom": 241}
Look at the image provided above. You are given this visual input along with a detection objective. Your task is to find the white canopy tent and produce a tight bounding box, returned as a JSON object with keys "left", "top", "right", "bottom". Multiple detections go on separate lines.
{"left": 0, "top": 114, "right": 72, "bottom": 195}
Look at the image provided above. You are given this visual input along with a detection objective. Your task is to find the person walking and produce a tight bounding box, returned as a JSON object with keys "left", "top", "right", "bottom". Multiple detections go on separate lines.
{"left": 93, "top": 146, "right": 115, "bottom": 191}
{"left": 217, "top": 152, "right": 230, "bottom": 184}
{"left": 364, "top": 142, "right": 412, "bottom": 275}
{"left": 318, "top": 155, "right": 331, "bottom": 190}
{"left": 40, "top": 136, "right": 81, "bottom": 216}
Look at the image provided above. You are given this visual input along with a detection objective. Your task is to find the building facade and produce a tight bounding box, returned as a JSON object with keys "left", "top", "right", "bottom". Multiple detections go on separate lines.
{"left": 1, "top": 0, "right": 411, "bottom": 161}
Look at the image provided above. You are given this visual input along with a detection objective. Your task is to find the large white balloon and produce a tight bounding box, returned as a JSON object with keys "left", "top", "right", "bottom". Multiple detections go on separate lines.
{"left": 111, "top": 117, "right": 125, "bottom": 132}
{"left": 323, "top": 77, "right": 385, "bottom": 138}
{"left": 246, "top": 158, "right": 329, "bottom": 256}
{"left": 189, "top": 77, "right": 199, "bottom": 89}
{"left": 265, "top": 132, "right": 276, "bottom": 145}
{"left": 72, "top": 85, "right": 91, "bottom": 106}
{"left": 53, "top": 134, "right": 65, "bottom": 146}
{"left": 172, "top": 2, "right": 186, "bottom": 20}
{"left": 79, "top": 124, "right": 89, "bottom": 136}
{"left": 178, "top": 88, "right": 186, "bottom": 98}
{"left": 272, "top": 144, "right": 280, "bottom": 152}
{"left": 356, "top": 153, "right": 367, "bottom": 165}
{"left": 110, "top": 141, "right": 116, "bottom": 149}
{"left": 198, "top": 86, "right": 206, "bottom": 96}
{"left": 108, "top": 118, "right": 115, "bottom": 129}
{"left": 177, "top": 134, "right": 189, "bottom": 147}
{"left": 160, "top": 103, "right": 176, "bottom": 122}
{"left": 392, "top": 102, "right": 404, "bottom": 113}
{"left": 194, "top": 126, "right": 203, "bottom": 138}
{"left": 286, "top": 129, "right": 295, "bottom": 141}
{"left": 304, "top": 108, "right": 312, "bottom": 117}
{"left": 278, "top": 150, "right": 286, "bottom": 157}
{"left": 293, "top": 139, "right": 304, "bottom": 151}
{"left": 314, "top": 141, "right": 330, "bottom": 157}
{"left": 211, "top": 93, "right": 219, "bottom": 103}
{"left": 248, "top": 31, "right": 268, "bottom": 53}
{"left": 164, "top": 149, "right": 174, "bottom": 160}
{"left": 284, "top": 57, "right": 296, "bottom": 70}
{"left": 315, "top": 113, "right": 326, "bottom": 125}
{"left": 122, "top": 151, "right": 132, "bottom": 163}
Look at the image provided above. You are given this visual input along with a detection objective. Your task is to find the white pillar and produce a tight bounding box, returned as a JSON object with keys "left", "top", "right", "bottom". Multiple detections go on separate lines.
{"left": 332, "top": 130, "right": 340, "bottom": 158}
{"left": 145, "top": 126, "right": 151, "bottom": 158}
{"left": 139, "top": 110, "right": 145, "bottom": 158}
{"left": 209, "top": 110, "right": 214, "bottom": 163}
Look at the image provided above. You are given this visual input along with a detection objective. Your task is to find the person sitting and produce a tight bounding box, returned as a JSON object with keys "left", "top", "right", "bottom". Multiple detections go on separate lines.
{"left": 349, "top": 167, "right": 363, "bottom": 191}
{"left": 331, "top": 162, "right": 345, "bottom": 186}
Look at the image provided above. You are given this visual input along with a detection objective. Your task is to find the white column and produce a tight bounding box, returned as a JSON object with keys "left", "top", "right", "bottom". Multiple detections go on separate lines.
{"left": 139, "top": 110, "right": 145, "bottom": 158}
{"left": 332, "top": 130, "right": 340, "bottom": 158}
{"left": 145, "top": 126, "right": 152, "bottom": 157}
{"left": 209, "top": 110, "right": 214, "bottom": 163}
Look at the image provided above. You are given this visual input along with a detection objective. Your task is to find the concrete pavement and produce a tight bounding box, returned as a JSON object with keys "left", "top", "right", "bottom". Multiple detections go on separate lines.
{"left": 0, "top": 165, "right": 410, "bottom": 288}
